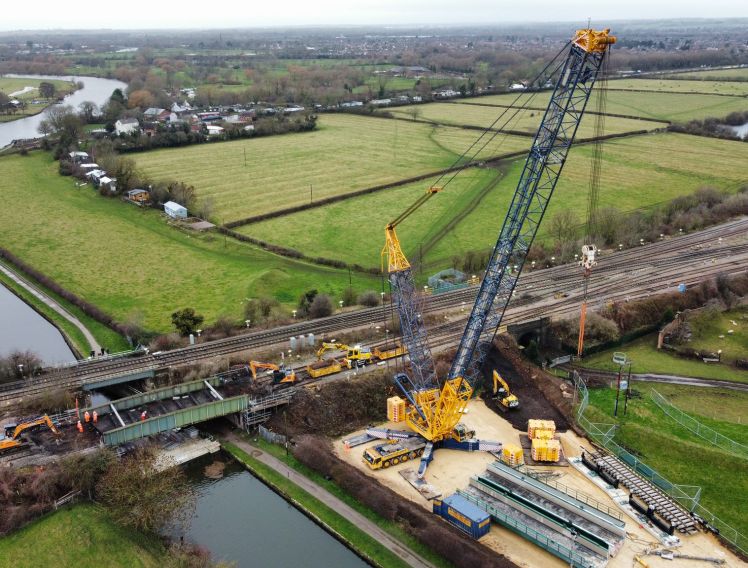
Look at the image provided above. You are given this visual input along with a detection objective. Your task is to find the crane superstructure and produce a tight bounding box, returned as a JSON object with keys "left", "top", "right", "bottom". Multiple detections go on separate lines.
{"left": 379, "top": 29, "right": 615, "bottom": 475}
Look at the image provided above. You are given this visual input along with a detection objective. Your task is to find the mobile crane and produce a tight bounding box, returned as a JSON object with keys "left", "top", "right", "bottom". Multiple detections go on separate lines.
{"left": 372, "top": 28, "right": 615, "bottom": 477}
{"left": 1, "top": 415, "right": 59, "bottom": 453}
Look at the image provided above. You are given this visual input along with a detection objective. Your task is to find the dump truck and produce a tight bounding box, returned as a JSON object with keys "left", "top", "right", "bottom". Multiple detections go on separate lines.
{"left": 363, "top": 437, "right": 426, "bottom": 469}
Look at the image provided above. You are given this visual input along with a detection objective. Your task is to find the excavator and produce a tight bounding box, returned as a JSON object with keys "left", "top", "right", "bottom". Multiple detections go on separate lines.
{"left": 316, "top": 342, "right": 373, "bottom": 367}
{"left": 492, "top": 370, "right": 519, "bottom": 410}
{"left": 369, "top": 28, "right": 615, "bottom": 477}
{"left": 249, "top": 360, "right": 297, "bottom": 386}
{"left": 1, "top": 415, "right": 59, "bottom": 453}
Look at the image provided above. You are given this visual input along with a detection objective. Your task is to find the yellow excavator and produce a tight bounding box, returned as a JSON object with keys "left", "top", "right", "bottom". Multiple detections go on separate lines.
{"left": 492, "top": 371, "right": 519, "bottom": 410}
{"left": 249, "top": 361, "right": 297, "bottom": 385}
{"left": 316, "top": 342, "right": 373, "bottom": 367}
{"left": 1, "top": 415, "right": 59, "bottom": 453}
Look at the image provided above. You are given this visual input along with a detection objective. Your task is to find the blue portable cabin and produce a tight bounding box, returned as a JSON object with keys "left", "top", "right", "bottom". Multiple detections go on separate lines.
{"left": 433, "top": 493, "right": 491, "bottom": 539}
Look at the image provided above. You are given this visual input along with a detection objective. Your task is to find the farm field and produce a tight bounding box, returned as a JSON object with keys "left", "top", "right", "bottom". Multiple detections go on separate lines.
{"left": 667, "top": 67, "right": 748, "bottom": 81}
{"left": 246, "top": 131, "right": 748, "bottom": 269}
{"left": 606, "top": 77, "right": 748, "bottom": 96}
{"left": 135, "top": 113, "right": 528, "bottom": 223}
{"left": 0, "top": 152, "right": 377, "bottom": 332}
{"left": 585, "top": 382, "right": 748, "bottom": 539}
{"left": 0, "top": 77, "right": 76, "bottom": 123}
{"left": 387, "top": 102, "right": 665, "bottom": 136}
{"left": 457, "top": 89, "right": 748, "bottom": 122}
{"left": 241, "top": 166, "right": 503, "bottom": 268}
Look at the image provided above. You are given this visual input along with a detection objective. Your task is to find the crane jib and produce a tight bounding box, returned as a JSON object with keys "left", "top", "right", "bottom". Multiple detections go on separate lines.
{"left": 449, "top": 43, "right": 609, "bottom": 383}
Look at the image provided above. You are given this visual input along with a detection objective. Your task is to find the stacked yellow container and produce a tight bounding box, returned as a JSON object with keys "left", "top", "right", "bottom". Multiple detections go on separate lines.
{"left": 501, "top": 444, "right": 524, "bottom": 466}
{"left": 387, "top": 396, "right": 406, "bottom": 422}
{"left": 531, "top": 438, "right": 561, "bottom": 462}
{"left": 527, "top": 419, "right": 556, "bottom": 439}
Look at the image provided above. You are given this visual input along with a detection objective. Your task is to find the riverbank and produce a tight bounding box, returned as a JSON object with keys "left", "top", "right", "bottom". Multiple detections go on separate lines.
{"left": 0, "top": 77, "right": 78, "bottom": 125}
{"left": 223, "top": 436, "right": 437, "bottom": 568}
{"left": 0, "top": 503, "right": 166, "bottom": 568}
{"left": 0, "top": 261, "right": 129, "bottom": 355}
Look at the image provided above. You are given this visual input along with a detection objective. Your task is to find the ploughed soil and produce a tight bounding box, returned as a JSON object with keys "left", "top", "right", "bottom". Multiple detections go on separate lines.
{"left": 480, "top": 336, "right": 572, "bottom": 433}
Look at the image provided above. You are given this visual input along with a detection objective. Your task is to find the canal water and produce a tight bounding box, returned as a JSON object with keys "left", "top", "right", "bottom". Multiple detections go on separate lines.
{"left": 180, "top": 454, "right": 369, "bottom": 568}
{"left": 0, "top": 283, "right": 75, "bottom": 365}
{"left": 0, "top": 74, "right": 127, "bottom": 148}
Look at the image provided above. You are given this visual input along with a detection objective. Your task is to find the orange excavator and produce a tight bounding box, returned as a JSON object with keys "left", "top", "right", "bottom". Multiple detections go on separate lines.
{"left": 1, "top": 415, "right": 59, "bottom": 453}
{"left": 249, "top": 360, "right": 297, "bottom": 386}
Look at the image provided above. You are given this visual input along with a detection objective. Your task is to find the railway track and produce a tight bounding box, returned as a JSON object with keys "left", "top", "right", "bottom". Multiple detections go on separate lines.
{"left": 1, "top": 219, "right": 746, "bottom": 407}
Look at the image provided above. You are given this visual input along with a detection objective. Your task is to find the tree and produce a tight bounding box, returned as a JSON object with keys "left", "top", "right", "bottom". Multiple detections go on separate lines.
{"left": 548, "top": 209, "right": 578, "bottom": 249}
{"left": 78, "top": 100, "right": 99, "bottom": 123}
{"left": 171, "top": 308, "right": 204, "bottom": 335}
{"left": 297, "top": 289, "right": 318, "bottom": 316}
{"left": 96, "top": 447, "right": 195, "bottom": 534}
{"left": 109, "top": 88, "right": 126, "bottom": 106}
{"left": 128, "top": 89, "right": 155, "bottom": 109}
{"left": 0, "top": 91, "right": 9, "bottom": 111}
{"left": 342, "top": 287, "right": 357, "bottom": 307}
{"left": 39, "top": 81, "right": 56, "bottom": 99}
{"left": 309, "top": 294, "right": 333, "bottom": 318}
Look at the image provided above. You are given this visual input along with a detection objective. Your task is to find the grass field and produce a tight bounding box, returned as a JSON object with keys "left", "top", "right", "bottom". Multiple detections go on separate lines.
{"left": 585, "top": 382, "right": 748, "bottom": 539}
{"left": 0, "top": 152, "right": 377, "bottom": 332}
{"left": 0, "top": 77, "right": 77, "bottom": 123}
{"left": 687, "top": 305, "right": 748, "bottom": 363}
{"left": 607, "top": 77, "right": 748, "bottom": 96}
{"left": 667, "top": 68, "right": 748, "bottom": 81}
{"left": 457, "top": 89, "right": 748, "bottom": 122}
{"left": 582, "top": 332, "right": 748, "bottom": 384}
{"left": 135, "top": 114, "right": 503, "bottom": 223}
{"left": 388, "top": 102, "right": 665, "bottom": 137}
{"left": 245, "top": 131, "right": 748, "bottom": 269}
{"left": 0, "top": 503, "right": 165, "bottom": 568}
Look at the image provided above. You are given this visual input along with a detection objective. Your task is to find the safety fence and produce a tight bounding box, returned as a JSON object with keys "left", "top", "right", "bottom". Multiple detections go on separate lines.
{"left": 258, "top": 424, "right": 287, "bottom": 446}
{"left": 572, "top": 372, "right": 747, "bottom": 556}
{"left": 650, "top": 388, "right": 748, "bottom": 457}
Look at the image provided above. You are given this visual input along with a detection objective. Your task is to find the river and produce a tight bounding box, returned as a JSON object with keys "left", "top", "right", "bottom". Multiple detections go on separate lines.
{"left": 181, "top": 454, "right": 369, "bottom": 568}
{"left": 0, "top": 283, "right": 75, "bottom": 364}
{"left": 0, "top": 74, "right": 127, "bottom": 148}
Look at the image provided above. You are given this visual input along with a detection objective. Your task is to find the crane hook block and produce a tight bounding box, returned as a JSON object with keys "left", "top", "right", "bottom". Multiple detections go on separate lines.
{"left": 573, "top": 29, "right": 616, "bottom": 53}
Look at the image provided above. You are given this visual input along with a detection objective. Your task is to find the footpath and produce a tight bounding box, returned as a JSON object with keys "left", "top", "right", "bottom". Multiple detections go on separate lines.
{"left": 225, "top": 433, "right": 437, "bottom": 568}
{"left": 0, "top": 262, "right": 99, "bottom": 355}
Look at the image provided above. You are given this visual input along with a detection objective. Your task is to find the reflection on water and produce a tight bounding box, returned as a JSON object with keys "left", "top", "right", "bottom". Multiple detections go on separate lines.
{"left": 180, "top": 454, "right": 368, "bottom": 568}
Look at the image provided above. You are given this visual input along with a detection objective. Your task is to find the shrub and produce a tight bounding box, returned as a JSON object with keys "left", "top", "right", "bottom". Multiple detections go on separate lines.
{"left": 358, "top": 290, "right": 380, "bottom": 307}
{"left": 309, "top": 294, "right": 333, "bottom": 318}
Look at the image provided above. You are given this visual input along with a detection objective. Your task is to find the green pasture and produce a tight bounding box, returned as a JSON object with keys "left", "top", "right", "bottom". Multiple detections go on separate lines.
{"left": 666, "top": 67, "right": 748, "bottom": 81}
{"left": 458, "top": 89, "right": 748, "bottom": 123}
{"left": 245, "top": 131, "right": 748, "bottom": 269}
{"left": 585, "top": 383, "right": 748, "bottom": 538}
{"left": 135, "top": 114, "right": 517, "bottom": 223}
{"left": 608, "top": 77, "right": 748, "bottom": 96}
{"left": 387, "top": 102, "right": 665, "bottom": 137}
{"left": 0, "top": 152, "right": 377, "bottom": 332}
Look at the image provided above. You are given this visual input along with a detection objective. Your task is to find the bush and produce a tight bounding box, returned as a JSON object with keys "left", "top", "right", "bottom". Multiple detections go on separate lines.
{"left": 358, "top": 290, "right": 380, "bottom": 307}
{"left": 341, "top": 287, "right": 357, "bottom": 306}
{"left": 308, "top": 294, "right": 333, "bottom": 319}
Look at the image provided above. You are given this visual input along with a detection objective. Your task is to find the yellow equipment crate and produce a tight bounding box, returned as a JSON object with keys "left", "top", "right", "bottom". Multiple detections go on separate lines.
{"left": 501, "top": 443, "right": 524, "bottom": 466}
{"left": 531, "top": 438, "right": 561, "bottom": 462}
{"left": 387, "top": 396, "right": 406, "bottom": 422}
{"left": 528, "top": 419, "right": 556, "bottom": 439}
{"left": 533, "top": 428, "right": 555, "bottom": 440}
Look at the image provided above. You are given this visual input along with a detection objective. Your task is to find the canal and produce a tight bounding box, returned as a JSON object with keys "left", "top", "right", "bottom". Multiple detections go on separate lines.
{"left": 0, "top": 283, "right": 75, "bottom": 365}
{"left": 0, "top": 74, "right": 127, "bottom": 148}
{"left": 180, "top": 453, "right": 369, "bottom": 568}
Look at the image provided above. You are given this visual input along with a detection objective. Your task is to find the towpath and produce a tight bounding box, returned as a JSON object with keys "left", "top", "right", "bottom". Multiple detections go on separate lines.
{"left": 0, "top": 261, "right": 100, "bottom": 355}
{"left": 225, "top": 433, "right": 437, "bottom": 568}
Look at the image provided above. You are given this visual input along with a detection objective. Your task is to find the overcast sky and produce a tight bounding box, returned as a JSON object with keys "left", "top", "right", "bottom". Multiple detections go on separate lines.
{"left": 2, "top": 0, "right": 747, "bottom": 31}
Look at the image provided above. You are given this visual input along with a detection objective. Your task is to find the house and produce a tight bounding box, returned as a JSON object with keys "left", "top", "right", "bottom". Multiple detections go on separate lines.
{"left": 98, "top": 176, "right": 116, "bottom": 193}
{"left": 171, "top": 101, "right": 192, "bottom": 115}
{"left": 206, "top": 125, "right": 224, "bottom": 137}
{"left": 115, "top": 118, "right": 139, "bottom": 135}
{"left": 164, "top": 201, "right": 188, "bottom": 219}
{"left": 143, "top": 107, "right": 167, "bottom": 121}
{"left": 68, "top": 151, "right": 89, "bottom": 163}
{"left": 125, "top": 188, "right": 150, "bottom": 205}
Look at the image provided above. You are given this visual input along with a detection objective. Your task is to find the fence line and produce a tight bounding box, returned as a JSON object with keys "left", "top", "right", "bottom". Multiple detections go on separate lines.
{"left": 572, "top": 371, "right": 746, "bottom": 556}
{"left": 650, "top": 388, "right": 748, "bottom": 457}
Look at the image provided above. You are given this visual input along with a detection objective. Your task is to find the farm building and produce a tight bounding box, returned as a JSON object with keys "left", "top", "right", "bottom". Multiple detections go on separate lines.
{"left": 125, "top": 189, "right": 150, "bottom": 205}
{"left": 164, "top": 201, "right": 188, "bottom": 219}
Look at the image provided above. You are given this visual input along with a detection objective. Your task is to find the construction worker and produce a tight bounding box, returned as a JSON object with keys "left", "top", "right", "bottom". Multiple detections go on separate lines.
{"left": 92, "top": 410, "right": 98, "bottom": 424}
{"left": 76, "top": 420, "right": 84, "bottom": 433}
{"left": 84, "top": 410, "right": 91, "bottom": 423}
{"left": 140, "top": 410, "right": 147, "bottom": 421}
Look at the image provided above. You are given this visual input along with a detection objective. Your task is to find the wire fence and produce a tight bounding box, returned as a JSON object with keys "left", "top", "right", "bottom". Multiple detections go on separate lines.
{"left": 650, "top": 388, "right": 748, "bottom": 457}
{"left": 572, "top": 371, "right": 747, "bottom": 556}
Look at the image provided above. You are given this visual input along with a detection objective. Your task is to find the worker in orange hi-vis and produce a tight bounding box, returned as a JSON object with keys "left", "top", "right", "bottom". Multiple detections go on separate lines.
{"left": 140, "top": 411, "right": 147, "bottom": 421}
{"left": 92, "top": 410, "right": 98, "bottom": 424}
{"left": 84, "top": 410, "right": 91, "bottom": 423}
{"left": 76, "top": 420, "right": 84, "bottom": 433}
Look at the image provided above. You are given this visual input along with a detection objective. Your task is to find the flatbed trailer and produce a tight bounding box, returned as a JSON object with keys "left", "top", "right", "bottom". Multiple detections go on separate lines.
{"left": 363, "top": 437, "right": 426, "bottom": 470}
